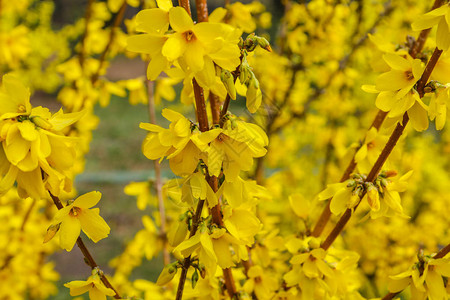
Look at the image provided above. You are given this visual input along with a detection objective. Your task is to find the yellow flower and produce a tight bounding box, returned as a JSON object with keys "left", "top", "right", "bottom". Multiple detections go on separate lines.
{"left": 375, "top": 53, "right": 423, "bottom": 99}
{"left": 0, "top": 75, "right": 84, "bottom": 199}
{"left": 362, "top": 53, "right": 429, "bottom": 131}
{"left": 207, "top": 117, "right": 268, "bottom": 181}
{"left": 127, "top": 5, "right": 241, "bottom": 82}
{"left": 243, "top": 265, "right": 278, "bottom": 300}
{"left": 173, "top": 224, "right": 218, "bottom": 276}
{"left": 64, "top": 271, "right": 115, "bottom": 300}
{"left": 365, "top": 170, "right": 412, "bottom": 219}
{"left": 140, "top": 108, "right": 221, "bottom": 176}
{"left": 412, "top": 4, "right": 450, "bottom": 51}
{"left": 318, "top": 180, "right": 360, "bottom": 216}
{"left": 429, "top": 84, "right": 450, "bottom": 130}
{"left": 50, "top": 191, "right": 110, "bottom": 251}
{"left": 0, "top": 74, "right": 31, "bottom": 119}
{"left": 388, "top": 254, "right": 450, "bottom": 300}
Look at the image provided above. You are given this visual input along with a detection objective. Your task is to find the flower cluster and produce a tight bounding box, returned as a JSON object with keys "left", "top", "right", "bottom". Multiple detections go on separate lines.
{"left": 0, "top": 75, "right": 84, "bottom": 199}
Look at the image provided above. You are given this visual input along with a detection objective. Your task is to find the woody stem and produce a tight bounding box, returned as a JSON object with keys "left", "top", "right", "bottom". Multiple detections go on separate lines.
{"left": 320, "top": 42, "right": 443, "bottom": 250}
{"left": 49, "top": 192, "right": 121, "bottom": 299}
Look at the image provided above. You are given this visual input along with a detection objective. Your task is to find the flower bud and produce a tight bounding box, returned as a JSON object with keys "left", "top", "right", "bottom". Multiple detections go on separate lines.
{"left": 256, "top": 36, "right": 272, "bottom": 52}
{"left": 31, "top": 116, "right": 53, "bottom": 130}
{"left": 220, "top": 69, "right": 236, "bottom": 100}
{"left": 156, "top": 263, "right": 178, "bottom": 286}
{"left": 244, "top": 33, "right": 258, "bottom": 51}
{"left": 43, "top": 223, "right": 60, "bottom": 243}
{"left": 191, "top": 270, "right": 199, "bottom": 288}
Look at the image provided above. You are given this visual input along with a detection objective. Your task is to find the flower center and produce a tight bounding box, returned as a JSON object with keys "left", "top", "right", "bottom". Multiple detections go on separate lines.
{"left": 18, "top": 105, "right": 26, "bottom": 112}
{"left": 217, "top": 133, "right": 228, "bottom": 142}
{"left": 183, "top": 30, "right": 196, "bottom": 42}
{"left": 69, "top": 207, "right": 82, "bottom": 217}
{"left": 405, "top": 70, "right": 414, "bottom": 81}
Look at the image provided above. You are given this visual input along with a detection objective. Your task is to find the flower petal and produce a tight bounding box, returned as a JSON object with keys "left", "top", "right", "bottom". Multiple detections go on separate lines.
{"left": 73, "top": 191, "right": 102, "bottom": 209}
{"left": 78, "top": 208, "right": 110, "bottom": 243}
{"left": 135, "top": 8, "right": 169, "bottom": 33}
{"left": 169, "top": 7, "right": 194, "bottom": 32}
{"left": 59, "top": 215, "right": 81, "bottom": 251}
{"left": 162, "top": 34, "right": 186, "bottom": 61}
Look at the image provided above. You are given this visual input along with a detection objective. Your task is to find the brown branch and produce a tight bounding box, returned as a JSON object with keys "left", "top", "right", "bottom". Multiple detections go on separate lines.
{"left": 381, "top": 241, "right": 450, "bottom": 299}
{"left": 178, "top": 0, "right": 192, "bottom": 16}
{"left": 195, "top": 0, "right": 208, "bottom": 22}
{"left": 416, "top": 47, "right": 443, "bottom": 97}
{"left": 91, "top": 1, "right": 127, "bottom": 84}
{"left": 193, "top": 79, "right": 209, "bottom": 132}
{"left": 320, "top": 43, "right": 444, "bottom": 250}
{"left": 311, "top": 0, "right": 443, "bottom": 238}
{"left": 49, "top": 193, "right": 121, "bottom": 299}
{"left": 409, "top": 0, "right": 445, "bottom": 58}
{"left": 176, "top": 198, "right": 206, "bottom": 300}
{"left": 311, "top": 110, "right": 387, "bottom": 237}
{"left": 210, "top": 93, "right": 221, "bottom": 125}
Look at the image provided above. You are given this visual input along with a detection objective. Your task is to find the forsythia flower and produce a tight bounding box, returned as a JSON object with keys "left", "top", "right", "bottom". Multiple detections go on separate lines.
{"left": 412, "top": 3, "right": 450, "bottom": 51}
{"left": 48, "top": 191, "right": 110, "bottom": 251}
{"left": 363, "top": 53, "right": 429, "bottom": 131}
{"left": 0, "top": 74, "right": 84, "bottom": 199}
{"left": 429, "top": 84, "right": 450, "bottom": 130}
{"left": 318, "top": 177, "right": 361, "bottom": 216}
{"left": 64, "top": 269, "right": 115, "bottom": 300}
{"left": 140, "top": 108, "right": 221, "bottom": 176}
{"left": 127, "top": 3, "right": 241, "bottom": 83}
{"left": 388, "top": 253, "right": 450, "bottom": 300}
{"left": 365, "top": 170, "right": 412, "bottom": 219}
{"left": 207, "top": 117, "right": 268, "bottom": 181}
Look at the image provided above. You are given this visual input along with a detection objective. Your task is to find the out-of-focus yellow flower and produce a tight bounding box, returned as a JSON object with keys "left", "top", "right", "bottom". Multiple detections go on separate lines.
{"left": 49, "top": 191, "right": 110, "bottom": 251}
{"left": 412, "top": 4, "right": 450, "bottom": 51}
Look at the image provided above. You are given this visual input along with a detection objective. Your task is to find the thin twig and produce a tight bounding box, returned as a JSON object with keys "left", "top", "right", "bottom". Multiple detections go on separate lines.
{"left": 311, "top": 110, "right": 387, "bottom": 237}
{"left": 381, "top": 241, "right": 450, "bottom": 299}
{"left": 49, "top": 193, "right": 121, "bottom": 299}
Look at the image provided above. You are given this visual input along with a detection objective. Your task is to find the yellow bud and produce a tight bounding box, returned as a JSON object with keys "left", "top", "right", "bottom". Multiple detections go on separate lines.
{"left": 221, "top": 70, "right": 236, "bottom": 100}
{"left": 191, "top": 270, "right": 199, "bottom": 288}
{"left": 384, "top": 170, "right": 398, "bottom": 178}
{"left": 256, "top": 36, "right": 272, "bottom": 52}
{"left": 366, "top": 185, "right": 380, "bottom": 211}
{"left": 156, "top": 264, "right": 178, "bottom": 286}
{"left": 43, "top": 223, "right": 60, "bottom": 243}
{"left": 31, "top": 116, "right": 53, "bottom": 130}
{"left": 168, "top": 220, "right": 188, "bottom": 247}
